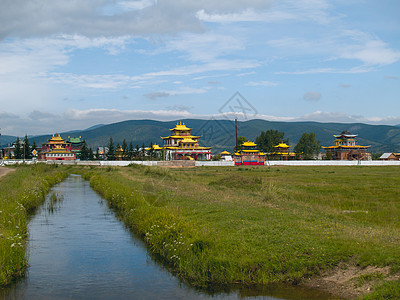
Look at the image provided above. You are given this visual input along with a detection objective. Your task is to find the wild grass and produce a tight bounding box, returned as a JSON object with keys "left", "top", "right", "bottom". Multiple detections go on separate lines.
{"left": 80, "top": 165, "right": 400, "bottom": 298}
{"left": 0, "top": 164, "right": 68, "bottom": 286}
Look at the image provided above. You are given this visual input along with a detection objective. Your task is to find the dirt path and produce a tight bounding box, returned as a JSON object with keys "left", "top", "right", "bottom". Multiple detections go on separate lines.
{"left": 0, "top": 166, "right": 15, "bottom": 179}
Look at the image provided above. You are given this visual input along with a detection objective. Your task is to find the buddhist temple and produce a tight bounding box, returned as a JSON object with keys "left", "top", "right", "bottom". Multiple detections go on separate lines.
{"left": 67, "top": 136, "right": 84, "bottom": 157}
{"left": 162, "top": 122, "right": 212, "bottom": 160}
{"left": 234, "top": 141, "right": 265, "bottom": 166}
{"left": 269, "top": 143, "right": 296, "bottom": 160}
{"left": 38, "top": 134, "right": 75, "bottom": 161}
{"left": 322, "top": 131, "right": 371, "bottom": 160}
{"left": 220, "top": 151, "right": 233, "bottom": 161}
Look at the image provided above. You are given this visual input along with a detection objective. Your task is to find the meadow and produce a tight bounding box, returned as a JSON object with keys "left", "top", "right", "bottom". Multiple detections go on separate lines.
{"left": 0, "top": 164, "right": 399, "bottom": 299}
{"left": 81, "top": 165, "right": 400, "bottom": 299}
{"left": 0, "top": 165, "right": 68, "bottom": 286}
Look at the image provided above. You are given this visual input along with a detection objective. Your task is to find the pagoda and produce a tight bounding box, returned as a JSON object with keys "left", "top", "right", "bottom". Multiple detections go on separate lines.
{"left": 234, "top": 141, "right": 265, "bottom": 166}
{"left": 38, "top": 134, "right": 75, "bottom": 161}
{"left": 269, "top": 143, "right": 296, "bottom": 160}
{"left": 162, "top": 122, "right": 212, "bottom": 160}
{"left": 322, "top": 131, "right": 371, "bottom": 160}
{"left": 67, "top": 136, "right": 84, "bottom": 158}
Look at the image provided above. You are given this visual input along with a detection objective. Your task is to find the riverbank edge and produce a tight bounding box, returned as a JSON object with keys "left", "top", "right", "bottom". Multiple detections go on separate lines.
{"left": 0, "top": 165, "right": 70, "bottom": 286}
{"left": 80, "top": 166, "right": 399, "bottom": 300}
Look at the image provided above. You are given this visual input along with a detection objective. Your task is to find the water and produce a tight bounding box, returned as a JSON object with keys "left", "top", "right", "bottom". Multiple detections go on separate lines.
{"left": 1, "top": 175, "right": 335, "bottom": 299}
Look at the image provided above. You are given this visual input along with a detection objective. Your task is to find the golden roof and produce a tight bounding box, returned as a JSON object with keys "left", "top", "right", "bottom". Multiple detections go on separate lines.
{"left": 181, "top": 138, "right": 197, "bottom": 143}
{"left": 220, "top": 151, "right": 230, "bottom": 155}
{"left": 48, "top": 134, "right": 65, "bottom": 143}
{"left": 170, "top": 121, "right": 191, "bottom": 131}
{"left": 242, "top": 149, "right": 260, "bottom": 153}
{"left": 274, "top": 143, "right": 290, "bottom": 148}
{"left": 48, "top": 148, "right": 70, "bottom": 153}
{"left": 322, "top": 145, "right": 370, "bottom": 149}
{"left": 161, "top": 135, "right": 200, "bottom": 139}
{"left": 146, "top": 144, "right": 163, "bottom": 150}
{"left": 242, "top": 141, "right": 257, "bottom": 147}
{"left": 165, "top": 146, "right": 212, "bottom": 150}
{"left": 152, "top": 144, "right": 162, "bottom": 150}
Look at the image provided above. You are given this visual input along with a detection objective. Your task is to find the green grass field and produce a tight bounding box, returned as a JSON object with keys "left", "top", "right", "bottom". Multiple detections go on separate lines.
{"left": 82, "top": 165, "right": 400, "bottom": 299}
{"left": 1, "top": 164, "right": 399, "bottom": 299}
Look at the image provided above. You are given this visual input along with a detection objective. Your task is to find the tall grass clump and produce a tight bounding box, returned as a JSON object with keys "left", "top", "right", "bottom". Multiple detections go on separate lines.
{"left": 0, "top": 164, "right": 69, "bottom": 286}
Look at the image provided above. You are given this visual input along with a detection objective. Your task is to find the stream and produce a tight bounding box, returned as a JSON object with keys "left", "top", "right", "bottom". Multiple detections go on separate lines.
{"left": 1, "top": 175, "right": 334, "bottom": 299}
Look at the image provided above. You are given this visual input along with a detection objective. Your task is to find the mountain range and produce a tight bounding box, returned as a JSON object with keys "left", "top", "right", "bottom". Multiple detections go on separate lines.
{"left": 2, "top": 119, "right": 400, "bottom": 154}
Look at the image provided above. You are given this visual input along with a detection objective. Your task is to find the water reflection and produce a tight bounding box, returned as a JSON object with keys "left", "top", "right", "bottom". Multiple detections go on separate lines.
{"left": 1, "top": 175, "right": 335, "bottom": 299}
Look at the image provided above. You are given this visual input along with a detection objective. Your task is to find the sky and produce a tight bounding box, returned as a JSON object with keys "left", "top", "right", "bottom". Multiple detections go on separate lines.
{"left": 0, "top": 0, "right": 399, "bottom": 136}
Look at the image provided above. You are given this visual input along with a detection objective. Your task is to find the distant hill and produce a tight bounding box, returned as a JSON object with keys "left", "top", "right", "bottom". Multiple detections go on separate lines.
{"left": 0, "top": 135, "right": 17, "bottom": 147}
{"left": 25, "top": 119, "right": 400, "bottom": 154}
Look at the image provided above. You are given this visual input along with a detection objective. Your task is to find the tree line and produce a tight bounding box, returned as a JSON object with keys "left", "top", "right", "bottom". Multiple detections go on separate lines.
{"left": 237, "top": 129, "right": 321, "bottom": 160}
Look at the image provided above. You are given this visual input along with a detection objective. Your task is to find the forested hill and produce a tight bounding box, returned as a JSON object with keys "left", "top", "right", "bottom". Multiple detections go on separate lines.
{"left": 21, "top": 119, "right": 400, "bottom": 154}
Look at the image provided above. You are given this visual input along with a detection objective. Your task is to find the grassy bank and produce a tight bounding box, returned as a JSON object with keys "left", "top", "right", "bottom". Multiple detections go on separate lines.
{"left": 82, "top": 165, "right": 399, "bottom": 299}
{"left": 0, "top": 164, "right": 69, "bottom": 286}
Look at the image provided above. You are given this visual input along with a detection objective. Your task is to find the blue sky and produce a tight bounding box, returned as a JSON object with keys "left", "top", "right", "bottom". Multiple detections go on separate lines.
{"left": 0, "top": 0, "right": 399, "bottom": 136}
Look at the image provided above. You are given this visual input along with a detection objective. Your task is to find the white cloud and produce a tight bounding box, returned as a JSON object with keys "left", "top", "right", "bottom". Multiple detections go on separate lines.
{"left": 164, "top": 32, "right": 244, "bottom": 62}
{"left": 293, "top": 111, "right": 400, "bottom": 125}
{"left": 48, "top": 73, "right": 133, "bottom": 89}
{"left": 0, "top": 0, "right": 279, "bottom": 40}
{"left": 118, "top": 0, "right": 157, "bottom": 11}
{"left": 144, "top": 87, "right": 208, "bottom": 99}
{"left": 246, "top": 80, "right": 278, "bottom": 86}
{"left": 341, "top": 39, "right": 400, "bottom": 66}
{"left": 0, "top": 110, "right": 19, "bottom": 119}
{"left": 28, "top": 110, "right": 57, "bottom": 121}
{"left": 197, "top": 0, "right": 332, "bottom": 24}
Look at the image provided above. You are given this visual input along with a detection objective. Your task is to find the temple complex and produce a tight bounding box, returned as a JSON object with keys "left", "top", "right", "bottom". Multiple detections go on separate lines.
{"left": 322, "top": 131, "right": 371, "bottom": 160}
{"left": 234, "top": 141, "right": 265, "bottom": 165}
{"left": 162, "top": 122, "right": 212, "bottom": 160}
{"left": 38, "top": 134, "right": 75, "bottom": 161}
{"left": 269, "top": 143, "right": 296, "bottom": 160}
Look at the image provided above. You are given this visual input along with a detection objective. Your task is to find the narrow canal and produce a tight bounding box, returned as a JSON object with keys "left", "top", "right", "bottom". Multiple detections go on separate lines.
{"left": 1, "top": 175, "right": 334, "bottom": 299}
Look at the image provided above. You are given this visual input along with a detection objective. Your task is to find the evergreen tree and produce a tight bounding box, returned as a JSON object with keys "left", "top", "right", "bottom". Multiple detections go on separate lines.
{"left": 294, "top": 132, "right": 321, "bottom": 160}
{"left": 23, "top": 135, "right": 31, "bottom": 159}
{"left": 116, "top": 143, "right": 121, "bottom": 160}
{"left": 255, "top": 130, "right": 289, "bottom": 154}
{"left": 14, "top": 137, "right": 22, "bottom": 159}
{"left": 121, "top": 139, "right": 128, "bottom": 160}
{"left": 148, "top": 141, "right": 155, "bottom": 159}
{"left": 106, "top": 137, "right": 115, "bottom": 160}
{"left": 88, "top": 147, "right": 94, "bottom": 161}
{"left": 95, "top": 147, "right": 100, "bottom": 160}
{"left": 141, "top": 142, "right": 145, "bottom": 159}
{"left": 80, "top": 141, "right": 90, "bottom": 160}
{"left": 128, "top": 141, "right": 134, "bottom": 160}
{"left": 135, "top": 144, "right": 140, "bottom": 159}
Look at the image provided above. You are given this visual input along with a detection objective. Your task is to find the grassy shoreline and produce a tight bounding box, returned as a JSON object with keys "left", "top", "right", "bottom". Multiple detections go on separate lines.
{"left": 81, "top": 165, "right": 399, "bottom": 299}
{"left": 0, "top": 165, "right": 69, "bottom": 286}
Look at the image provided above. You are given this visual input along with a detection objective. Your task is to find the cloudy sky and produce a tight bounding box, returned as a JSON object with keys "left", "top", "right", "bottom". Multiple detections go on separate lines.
{"left": 1, "top": 0, "right": 399, "bottom": 136}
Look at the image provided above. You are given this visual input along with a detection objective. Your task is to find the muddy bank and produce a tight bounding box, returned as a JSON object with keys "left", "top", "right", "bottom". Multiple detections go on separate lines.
{"left": 302, "top": 260, "right": 400, "bottom": 299}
